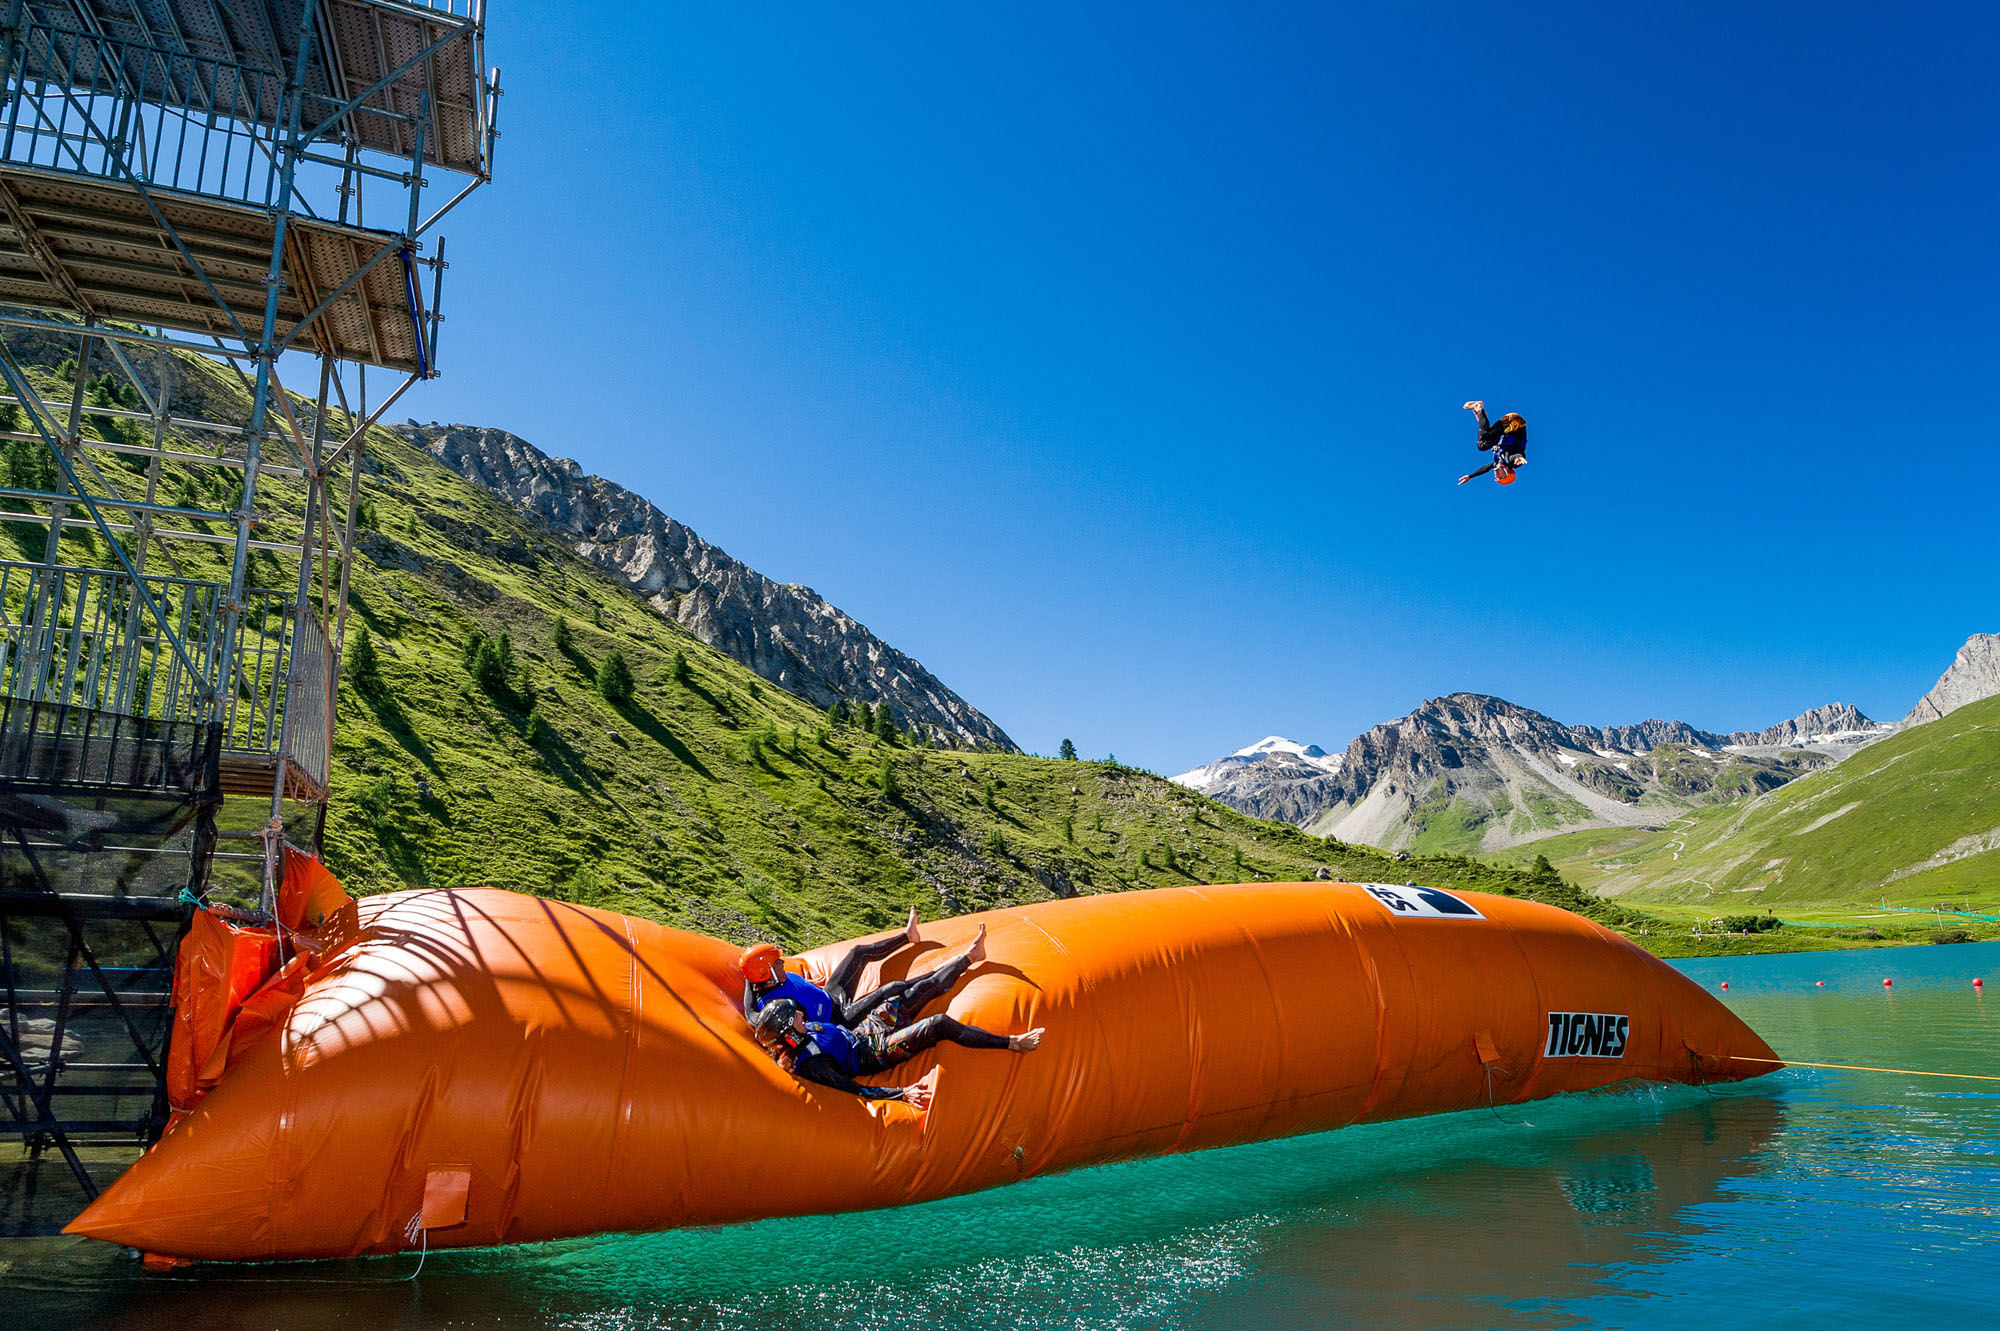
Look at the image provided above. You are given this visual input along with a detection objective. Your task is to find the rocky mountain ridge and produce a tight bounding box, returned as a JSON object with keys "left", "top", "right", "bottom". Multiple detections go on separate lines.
{"left": 1176, "top": 696, "right": 1860, "bottom": 854}
{"left": 1177, "top": 626, "right": 2000, "bottom": 853}
{"left": 1904, "top": 633, "right": 2000, "bottom": 724}
{"left": 393, "top": 422, "right": 1017, "bottom": 750}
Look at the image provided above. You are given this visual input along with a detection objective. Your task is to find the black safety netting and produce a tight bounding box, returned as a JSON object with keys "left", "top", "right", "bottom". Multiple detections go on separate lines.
{"left": 0, "top": 706, "right": 220, "bottom": 1232}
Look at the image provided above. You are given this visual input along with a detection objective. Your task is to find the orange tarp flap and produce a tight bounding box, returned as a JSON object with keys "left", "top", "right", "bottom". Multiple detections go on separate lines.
{"left": 421, "top": 1167, "right": 472, "bottom": 1230}
{"left": 279, "top": 846, "right": 355, "bottom": 934}
{"left": 165, "top": 909, "right": 279, "bottom": 1112}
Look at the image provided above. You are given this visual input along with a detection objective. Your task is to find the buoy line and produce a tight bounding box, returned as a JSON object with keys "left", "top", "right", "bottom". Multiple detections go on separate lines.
{"left": 1738, "top": 1056, "right": 2000, "bottom": 1083}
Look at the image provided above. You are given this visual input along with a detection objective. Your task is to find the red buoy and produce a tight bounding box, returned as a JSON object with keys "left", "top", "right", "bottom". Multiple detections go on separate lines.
{"left": 1720, "top": 981, "right": 1729, "bottom": 990}
{"left": 1976, "top": 978, "right": 1984, "bottom": 988}
{"left": 1883, "top": 978, "right": 1893, "bottom": 987}
{"left": 1815, "top": 981, "right": 1824, "bottom": 987}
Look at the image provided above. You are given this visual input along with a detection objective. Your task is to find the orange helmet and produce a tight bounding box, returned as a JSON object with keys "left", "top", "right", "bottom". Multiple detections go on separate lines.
{"left": 738, "top": 943, "right": 783, "bottom": 984}
{"left": 1495, "top": 466, "right": 1517, "bottom": 485}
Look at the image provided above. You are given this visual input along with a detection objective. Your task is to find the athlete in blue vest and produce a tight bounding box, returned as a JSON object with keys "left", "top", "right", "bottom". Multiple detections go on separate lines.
{"left": 1458, "top": 400, "right": 1528, "bottom": 485}
{"left": 739, "top": 906, "right": 923, "bottom": 1029}
{"left": 755, "top": 993, "right": 1042, "bottom": 1109}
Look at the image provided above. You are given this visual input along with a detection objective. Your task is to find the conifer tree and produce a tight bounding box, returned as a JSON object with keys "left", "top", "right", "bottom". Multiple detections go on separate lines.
{"left": 874, "top": 704, "right": 896, "bottom": 743}
{"left": 671, "top": 647, "right": 690, "bottom": 684}
{"left": 1059, "top": 738, "right": 1077, "bottom": 761}
{"left": 597, "top": 649, "right": 635, "bottom": 705}
{"left": 346, "top": 624, "right": 382, "bottom": 696}
{"left": 553, "top": 615, "right": 574, "bottom": 652}
{"left": 856, "top": 701, "right": 875, "bottom": 733}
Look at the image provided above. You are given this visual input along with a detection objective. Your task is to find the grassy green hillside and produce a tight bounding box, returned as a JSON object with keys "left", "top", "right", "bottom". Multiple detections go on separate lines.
{"left": 1498, "top": 695, "right": 2000, "bottom": 944}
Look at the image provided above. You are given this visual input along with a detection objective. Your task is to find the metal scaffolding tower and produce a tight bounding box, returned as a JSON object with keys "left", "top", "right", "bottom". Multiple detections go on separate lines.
{"left": 0, "top": 0, "right": 497, "bottom": 1221}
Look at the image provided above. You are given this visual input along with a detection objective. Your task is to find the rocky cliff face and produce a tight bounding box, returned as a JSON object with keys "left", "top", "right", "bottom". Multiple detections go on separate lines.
{"left": 393, "top": 422, "right": 1017, "bottom": 750}
{"left": 1726, "top": 702, "right": 1890, "bottom": 750}
{"left": 1904, "top": 633, "right": 2000, "bottom": 725}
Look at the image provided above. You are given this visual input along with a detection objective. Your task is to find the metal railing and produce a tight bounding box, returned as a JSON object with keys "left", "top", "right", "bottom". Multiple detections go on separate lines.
{"left": 1, "top": 13, "right": 430, "bottom": 214}
{"left": 0, "top": 559, "right": 296, "bottom": 756}
{"left": 278, "top": 605, "right": 331, "bottom": 790}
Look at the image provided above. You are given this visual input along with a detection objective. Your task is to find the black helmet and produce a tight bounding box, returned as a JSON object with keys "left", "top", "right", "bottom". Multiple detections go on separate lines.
{"left": 756, "top": 998, "right": 803, "bottom": 1039}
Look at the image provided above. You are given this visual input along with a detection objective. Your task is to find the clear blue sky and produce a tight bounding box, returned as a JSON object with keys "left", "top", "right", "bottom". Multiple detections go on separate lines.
{"left": 410, "top": 2, "right": 1996, "bottom": 771}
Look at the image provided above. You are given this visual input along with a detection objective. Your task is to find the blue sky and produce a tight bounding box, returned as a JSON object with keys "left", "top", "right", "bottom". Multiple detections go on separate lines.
{"left": 409, "top": 2, "right": 1996, "bottom": 771}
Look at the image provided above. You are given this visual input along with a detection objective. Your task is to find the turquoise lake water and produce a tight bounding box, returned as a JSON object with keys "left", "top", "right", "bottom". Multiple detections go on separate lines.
{"left": 6, "top": 940, "right": 1996, "bottom": 1329}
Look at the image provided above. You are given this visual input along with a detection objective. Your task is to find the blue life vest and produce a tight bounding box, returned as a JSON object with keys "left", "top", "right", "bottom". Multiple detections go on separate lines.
{"left": 752, "top": 972, "right": 835, "bottom": 1024}
{"left": 805, "top": 1022, "right": 862, "bottom": 1076}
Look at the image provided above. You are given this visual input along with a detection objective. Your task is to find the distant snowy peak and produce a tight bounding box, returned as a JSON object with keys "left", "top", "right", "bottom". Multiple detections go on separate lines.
{"left": 1171, "top": 736, "right": 1345, "bottom": 824}
{"left": 1229, "top": 736, "right": 1342, "bottom": 768}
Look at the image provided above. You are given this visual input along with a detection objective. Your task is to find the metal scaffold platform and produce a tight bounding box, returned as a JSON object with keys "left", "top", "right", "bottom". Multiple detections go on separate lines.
{"left": 0, "top": 0, "right": 499, "bottom": 1229}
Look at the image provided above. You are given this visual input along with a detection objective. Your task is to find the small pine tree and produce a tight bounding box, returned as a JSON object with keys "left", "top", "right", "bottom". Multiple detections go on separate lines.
{"left": 1531, "top": 853, "right": 1559, "bottom": 882}
{"left": 672, "top": 647, "right": 690, "bottom": 684}
{"left": 346, "top": 624, "right": 382, "bottom": 695}
{"left": 1232, "top": 846, "right": 1244, "bottom": 873}
{"left": 553, "top": 615, "right": 574, "bottom": 652}
{"left": 597, "top": 649, "right": 635, "bottom": 704}
{"left": 856, "top": 701, "right": 875, "bottom": 734}
{"left": 592, "top": 604, "right": 605, "bottom": 629}
{"left": 831, "top": 699, "right": 849, "bottom": 725}
{"left": 983, "top": 829, "right": 1007, "bottom": 856}
{"left": 1162, "top": 845, "right": 1178, "bottom": 872}
{"left": 824, "top": 703, "right": 842, "bottom": 730}
{"left": 1092, "top": 811, "right": 1104, "bottom": 833}
{"left": 525, "top": 706, "right": 552, "bottom": 748}
{"left": 1139, "top": 850, "right": 1152, "bottom": 869}
{"left": 879, "top": 755, "right": 901, "bottom": 801}
{"left": 983, "top": 782, "right": 998, "bottom": 812}
{"left": 873, "top": 704, "right": 896, "bottom": 743}
{"left": 1062, "top": 815, "right": 1074, "bottom": 843}
{"left": 1059, "top": 738, "right": 1077, "bottom": 761}
{"left": 460, "top": 628, "right": 486, "bottom": 668}
{"left": 472, "top": 636, "right": 510, "bottom": 697}
{"left": 814, "top": 723, "right": 832, "bottom": 748}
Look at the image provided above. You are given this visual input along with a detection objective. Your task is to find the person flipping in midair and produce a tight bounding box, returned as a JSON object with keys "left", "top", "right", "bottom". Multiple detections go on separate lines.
{"left": 1457, "top": 400, "right": 1527, "bottom": 485}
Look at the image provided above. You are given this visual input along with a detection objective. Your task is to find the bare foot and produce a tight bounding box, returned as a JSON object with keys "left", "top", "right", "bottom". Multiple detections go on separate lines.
{"left": 963, "top": 923, "right": 987, "bottom": 967}
{"left": 1009, "top": 1027, "right": 1045, "bottom": 1052}
{"left": 1463, "top": 400, "right": 1483, "bottom": 411}
{"left": 904, "top": 905, "right": 921, "bottom": 946}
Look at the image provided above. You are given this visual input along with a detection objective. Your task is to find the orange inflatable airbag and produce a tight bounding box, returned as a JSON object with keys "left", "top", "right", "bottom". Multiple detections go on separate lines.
{"left": 68, "top": 881, "right": 1778, "bottom": 1261}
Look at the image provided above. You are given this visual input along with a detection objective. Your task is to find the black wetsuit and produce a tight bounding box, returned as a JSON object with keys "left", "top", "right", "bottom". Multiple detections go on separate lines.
{"left": 1466, "top": 407, "right": 1527, "bottom": 481}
